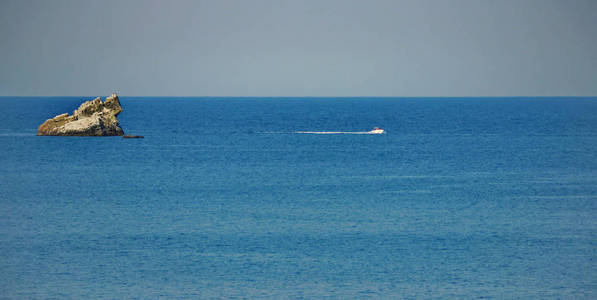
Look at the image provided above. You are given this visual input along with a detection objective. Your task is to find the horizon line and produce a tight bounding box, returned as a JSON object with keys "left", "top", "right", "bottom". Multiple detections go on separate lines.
{"left": 1, "top": 95, "right": 596, "bottom": 99}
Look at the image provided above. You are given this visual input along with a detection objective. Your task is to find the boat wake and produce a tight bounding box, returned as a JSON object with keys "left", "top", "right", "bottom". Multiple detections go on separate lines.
{"left": 296, "top": 127, "right": 385, "bottom": 135}
{"left": 296, "top": 131, "right": 376, "bottom": 134}
{"left": 256, "top": 128, "right": 385, "bottom": 135}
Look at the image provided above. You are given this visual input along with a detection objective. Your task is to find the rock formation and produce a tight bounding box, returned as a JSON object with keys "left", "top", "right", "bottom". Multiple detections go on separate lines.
{"left": 37, "top": 93, "right": 124, "bottom": 136}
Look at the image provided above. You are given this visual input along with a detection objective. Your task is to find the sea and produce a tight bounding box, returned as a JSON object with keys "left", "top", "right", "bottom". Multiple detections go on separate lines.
{"left": 1, "top": 97, "right": 596, "bottom": 299}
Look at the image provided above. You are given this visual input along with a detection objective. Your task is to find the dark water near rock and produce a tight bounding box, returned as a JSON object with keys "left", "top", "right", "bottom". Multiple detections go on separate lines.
{"left": 1, "top": 97, "right": 597, "bottom": 298}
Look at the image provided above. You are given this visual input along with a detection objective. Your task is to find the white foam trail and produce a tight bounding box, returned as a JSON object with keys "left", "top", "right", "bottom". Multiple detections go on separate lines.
{"left": 295, "top": 131, "right": 383, "bottom": 134}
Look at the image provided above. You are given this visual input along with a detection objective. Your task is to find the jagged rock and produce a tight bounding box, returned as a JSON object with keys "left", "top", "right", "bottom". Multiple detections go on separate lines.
{"left": 37, "top": 93, "right": 124, "bottom": 136}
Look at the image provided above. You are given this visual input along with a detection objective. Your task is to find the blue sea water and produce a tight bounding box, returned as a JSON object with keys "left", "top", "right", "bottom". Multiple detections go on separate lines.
{"left": 1, "top": 97, "right": 597, "bottom": 299}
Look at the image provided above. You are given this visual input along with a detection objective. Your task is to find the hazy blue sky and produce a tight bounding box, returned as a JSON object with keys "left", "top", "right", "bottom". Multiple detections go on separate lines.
{"left": 1, "top": 0, "right": 596, "bottom": 96}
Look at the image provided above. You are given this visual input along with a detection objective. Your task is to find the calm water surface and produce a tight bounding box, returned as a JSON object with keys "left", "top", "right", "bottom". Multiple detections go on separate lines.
{"left": 1, "top": 97, "right": 596, "bottom": 298}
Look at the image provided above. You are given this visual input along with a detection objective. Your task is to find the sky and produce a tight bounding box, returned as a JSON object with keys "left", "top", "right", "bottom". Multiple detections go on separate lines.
{"left": 1, "top": 0, "right": 596, "bottom": 97}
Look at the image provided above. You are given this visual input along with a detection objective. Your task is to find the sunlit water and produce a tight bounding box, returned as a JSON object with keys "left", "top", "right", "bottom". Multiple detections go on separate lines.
{"left": 1, "top": 97, "right": 596, "bottom": 298}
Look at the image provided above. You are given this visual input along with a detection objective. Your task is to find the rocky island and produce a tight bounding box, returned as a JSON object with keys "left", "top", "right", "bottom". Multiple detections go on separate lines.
{"left": 37, "top": 93, "right": 125, "bottom": 136}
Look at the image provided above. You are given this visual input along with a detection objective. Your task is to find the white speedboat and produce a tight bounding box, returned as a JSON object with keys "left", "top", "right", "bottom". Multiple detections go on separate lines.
{"left": 368, "top": 127, "right": 385, "bottom": 134}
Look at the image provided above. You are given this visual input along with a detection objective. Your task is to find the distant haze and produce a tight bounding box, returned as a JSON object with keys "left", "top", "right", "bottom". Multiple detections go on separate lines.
{"left": 1, "top": 0, "right": 596, "bottom": 97}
